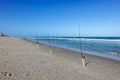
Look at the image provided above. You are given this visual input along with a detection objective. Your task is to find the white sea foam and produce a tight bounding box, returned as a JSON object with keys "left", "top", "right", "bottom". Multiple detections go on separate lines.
{"left": 39, "top": 37, "right": 120, "bottom": 43}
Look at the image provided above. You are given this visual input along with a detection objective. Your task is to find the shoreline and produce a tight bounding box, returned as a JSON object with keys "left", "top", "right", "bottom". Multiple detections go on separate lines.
{"left": 0, "top": 36, "right": 120, "bottom": 80}
{"left": 27, "top": 38, "right": 120, "bottom": 61}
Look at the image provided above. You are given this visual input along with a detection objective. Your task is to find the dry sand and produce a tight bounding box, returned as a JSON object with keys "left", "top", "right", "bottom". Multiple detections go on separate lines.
{"left": 0, "top": 36, "right": 120, "bottom": 80}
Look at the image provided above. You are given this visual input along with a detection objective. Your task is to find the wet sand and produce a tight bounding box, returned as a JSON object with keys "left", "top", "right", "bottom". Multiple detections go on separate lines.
{"left": 0, "top": 36, "right": 120, "bottom": 80}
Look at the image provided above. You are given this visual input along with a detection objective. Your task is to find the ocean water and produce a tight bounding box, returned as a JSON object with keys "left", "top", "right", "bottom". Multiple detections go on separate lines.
{"left": 28, "top": 36, "right": 120, "bottom": 61}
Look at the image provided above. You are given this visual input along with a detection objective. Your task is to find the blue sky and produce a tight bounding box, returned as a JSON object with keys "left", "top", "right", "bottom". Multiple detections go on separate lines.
{"left": 0, "top": 0, "right": 120, "bottom": 37}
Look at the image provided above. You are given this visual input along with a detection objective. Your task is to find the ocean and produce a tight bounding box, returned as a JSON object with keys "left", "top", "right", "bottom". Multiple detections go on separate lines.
{"left": 28, "top": 36, "right": 120, "bottom": 61}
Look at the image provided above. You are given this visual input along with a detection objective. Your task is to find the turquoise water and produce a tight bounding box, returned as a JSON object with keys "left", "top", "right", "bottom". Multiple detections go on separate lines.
{"left": 28, "top": 36, "right": 120, "bottom": 61}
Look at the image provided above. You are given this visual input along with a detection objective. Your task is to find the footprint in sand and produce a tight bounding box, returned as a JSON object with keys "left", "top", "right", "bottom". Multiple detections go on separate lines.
{"left": 0, "top": 48, "right": 3, "bottom": 54}
{"left": 0, "top": 48, "right": 9, "bottom": 56}
{"left": 1, "top": 71, "right": 12, "bottom": 77}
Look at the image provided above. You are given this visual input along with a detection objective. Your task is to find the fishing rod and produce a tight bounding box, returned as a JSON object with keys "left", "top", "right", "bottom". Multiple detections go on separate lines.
{"left": 35, "top": 26, "right": 40, "bottom": 48}
{"left": 78, "top": 25, "right": 86, "bottom": 66}
{"left": 48, "top": 30, "right": 52, "bottom": 55}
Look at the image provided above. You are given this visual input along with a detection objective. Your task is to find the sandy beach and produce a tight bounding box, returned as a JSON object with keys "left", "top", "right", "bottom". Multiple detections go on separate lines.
{"left": 0, "top": 36, "right": 120, "bottom": 80}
